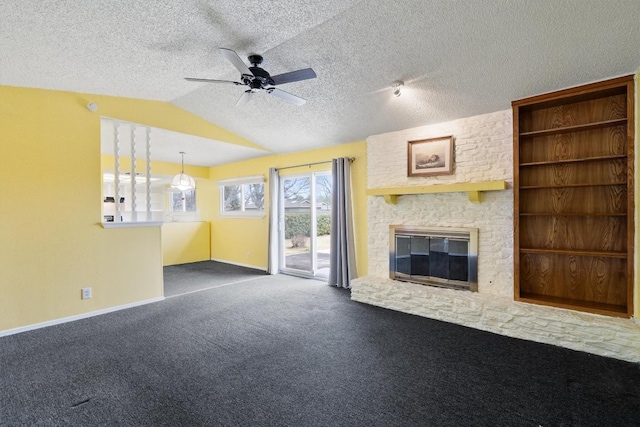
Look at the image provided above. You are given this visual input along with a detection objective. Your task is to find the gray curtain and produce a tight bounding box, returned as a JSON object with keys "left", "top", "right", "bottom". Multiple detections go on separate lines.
{"left": 267, "top": 167, "right": 279, "bottom": 275}
{"left": 328, "top": 157, "right": 357, "bottom": 288}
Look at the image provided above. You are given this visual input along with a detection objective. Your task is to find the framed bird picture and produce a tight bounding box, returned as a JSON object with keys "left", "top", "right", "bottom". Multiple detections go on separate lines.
{"left": 407, "top": 136, "right": 454, "bottom": 177}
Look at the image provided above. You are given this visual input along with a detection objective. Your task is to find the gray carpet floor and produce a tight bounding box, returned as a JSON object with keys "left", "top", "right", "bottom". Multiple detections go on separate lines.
{"left": 163, "top": 260, "right": 268, "bottom": 297}
{"left": 1, "top": 265, "right": 639, "bottom": 426}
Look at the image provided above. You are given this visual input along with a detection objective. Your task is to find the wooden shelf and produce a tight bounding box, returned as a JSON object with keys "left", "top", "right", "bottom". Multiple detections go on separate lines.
{"left": 519, "top": 212, "right": 627, "bottom": 217}
{"left": 518, "top": 293, "right": 629, "bottom": 318}
{"left": 519, "top": 154, "right": 627, "bottom": 167}
{"left": 519, "top": 118, "right": 627, "bottom": 137}
{"left": 520, "top": 248, "right": 627, "bottom": 258}
{"left": 367, "top": 180, "right": 507, "bottom": 204}
{"left": 513, "top": 75, "right": 634, "bottom": 318}
{"left": 520, "top": 182, "right": 627, "bottom": 189}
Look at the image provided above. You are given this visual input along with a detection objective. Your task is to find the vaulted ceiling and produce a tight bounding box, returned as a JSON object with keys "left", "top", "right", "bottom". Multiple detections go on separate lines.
{"left": 2, "top": 0, "right": 639, "bottom": 166}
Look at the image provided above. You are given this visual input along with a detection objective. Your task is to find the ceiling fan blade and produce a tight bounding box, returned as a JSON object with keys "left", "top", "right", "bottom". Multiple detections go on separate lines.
{"left": 184, "top": 77, "right": 243, "bottom": 85}
{"left": 220, "top": 48, "right": 253, "bottom": 76}
{"left": 236, "top": 90, "right": 255, "bottom": 107}
{"left": 270, "top": 68, "right": 317, "bottom": 85}
{"left": 267, "top": 88, "right": 306, "bottom": 106}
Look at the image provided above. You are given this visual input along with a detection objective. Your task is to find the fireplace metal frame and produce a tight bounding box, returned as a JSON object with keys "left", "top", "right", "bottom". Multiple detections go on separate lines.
{"left": 389, "top": 225, "right": 479, "bottom": 292}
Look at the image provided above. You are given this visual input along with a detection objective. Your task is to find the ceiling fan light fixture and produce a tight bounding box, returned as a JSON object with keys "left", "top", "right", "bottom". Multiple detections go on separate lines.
{"left": 185, "top": 48, "right": 316, "bottom": 107}
{"left": 171, "top": 152, "right": 196, "bottom": 191}
{"left": 391, "top": 80, "right": 404, "bottom": 97}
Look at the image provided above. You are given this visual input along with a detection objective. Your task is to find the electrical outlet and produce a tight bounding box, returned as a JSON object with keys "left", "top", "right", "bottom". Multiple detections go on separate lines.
{"left": 246, "top": 251, "right": 251, "bottom": 259}
{"left": 81, "top": 287, "right": 92, "bottom": 300}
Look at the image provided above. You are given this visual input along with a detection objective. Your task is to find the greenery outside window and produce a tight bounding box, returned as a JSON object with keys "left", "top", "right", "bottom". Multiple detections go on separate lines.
{"left": 219, "top": 176, "right": 265, "bottom": 217}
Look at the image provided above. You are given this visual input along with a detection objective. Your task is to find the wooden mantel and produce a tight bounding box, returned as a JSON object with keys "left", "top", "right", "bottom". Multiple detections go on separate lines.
{"left": 366, "top": 180, "right": 508, "bottom": 204}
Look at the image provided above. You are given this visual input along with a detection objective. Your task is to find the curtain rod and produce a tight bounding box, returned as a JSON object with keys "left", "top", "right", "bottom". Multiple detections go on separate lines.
{"left": 275, "top": 157, "right": 355, "bottom": 171}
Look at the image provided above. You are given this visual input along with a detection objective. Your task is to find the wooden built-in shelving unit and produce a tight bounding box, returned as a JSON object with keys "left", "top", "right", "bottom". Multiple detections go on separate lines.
{"left": 512, "top": 75, "right": 634, "bottom": 318}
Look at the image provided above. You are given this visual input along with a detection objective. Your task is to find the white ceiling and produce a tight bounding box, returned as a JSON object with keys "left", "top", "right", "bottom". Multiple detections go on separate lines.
{"left": 2, "top": 0, "right": 640, "bottom": 166}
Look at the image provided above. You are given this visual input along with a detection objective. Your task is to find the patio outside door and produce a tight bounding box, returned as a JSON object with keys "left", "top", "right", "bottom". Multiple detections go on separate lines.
{"left": 279, "top": 171, "right": 332, "bottom": 278}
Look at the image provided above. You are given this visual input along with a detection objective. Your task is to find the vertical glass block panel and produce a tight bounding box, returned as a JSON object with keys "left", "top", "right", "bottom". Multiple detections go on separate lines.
{"left": 449, "top": 240, "right": 469, "bottom": 281}
{"left": 429, "top": 238, "right": 449, "bottom": 279}
{"left": 410, "top": 236, "right": 430, "bottom": 276}
{"left": 396, "top": 235, "right": 411, "bottom": 275}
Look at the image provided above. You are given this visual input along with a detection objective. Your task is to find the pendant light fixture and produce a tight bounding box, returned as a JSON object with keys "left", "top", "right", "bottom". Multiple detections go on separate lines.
{"left": 171, "top": 152, "right": 196, "bottom": 191}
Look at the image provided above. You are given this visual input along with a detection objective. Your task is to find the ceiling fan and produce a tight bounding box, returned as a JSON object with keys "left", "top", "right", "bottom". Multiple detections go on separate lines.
{"left": 185, "top": 48, "right": 317, "bottom": 106}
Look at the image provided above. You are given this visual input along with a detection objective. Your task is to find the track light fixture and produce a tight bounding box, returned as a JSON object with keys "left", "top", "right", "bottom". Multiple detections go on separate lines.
{"left": 391, "top": 80, "right": 404, "bottom": 97}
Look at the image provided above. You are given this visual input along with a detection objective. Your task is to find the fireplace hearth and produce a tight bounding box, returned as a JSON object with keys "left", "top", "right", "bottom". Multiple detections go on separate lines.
{"left": 389, "top": 225, "right": 478, "bottom": 291}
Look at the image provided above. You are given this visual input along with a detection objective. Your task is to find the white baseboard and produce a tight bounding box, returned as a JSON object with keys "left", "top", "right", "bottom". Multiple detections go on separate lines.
{"left": 0, "top": 296, "right": 165, "bottom": 338}
{"left": 210, "top": 258, "right": 267, "bottom": 272}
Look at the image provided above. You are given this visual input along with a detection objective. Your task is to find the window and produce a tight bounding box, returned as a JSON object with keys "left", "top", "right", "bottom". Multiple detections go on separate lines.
{"left": 168, "top": 188, "right": 200, "bottom": 222}
{"left": 172, "top": 189, "right": 197, "bottom": 213}
{"left": 219, "top": 176, "right": 265, "bottom": 217}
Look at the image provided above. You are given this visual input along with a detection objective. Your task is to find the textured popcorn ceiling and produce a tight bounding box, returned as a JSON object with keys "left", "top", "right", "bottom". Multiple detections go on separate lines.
{"left": 2, "top": 0, "right": 640, "bottom": 164}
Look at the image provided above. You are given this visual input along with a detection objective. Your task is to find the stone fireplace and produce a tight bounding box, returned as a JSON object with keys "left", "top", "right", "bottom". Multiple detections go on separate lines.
{"left": 351, "top": 109, "right": 639, "bottom": 363}
{"left": 389, "top": 225, "right": 478, "bottom": 292}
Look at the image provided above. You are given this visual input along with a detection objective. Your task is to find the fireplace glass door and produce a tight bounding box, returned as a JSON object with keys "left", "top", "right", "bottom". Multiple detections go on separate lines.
{"left": 391, "top": 227, "right": 476, "bottom": 291}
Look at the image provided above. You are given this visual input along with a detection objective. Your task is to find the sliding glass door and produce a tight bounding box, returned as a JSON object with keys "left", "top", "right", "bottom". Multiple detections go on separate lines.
{"left": 279, "top": 171, "right": 332, "bottom": 278}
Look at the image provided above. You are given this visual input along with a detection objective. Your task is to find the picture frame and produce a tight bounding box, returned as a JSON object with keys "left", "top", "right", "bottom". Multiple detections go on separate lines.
{"left": 407, "top": 136, "right": 454, "bottom": 177}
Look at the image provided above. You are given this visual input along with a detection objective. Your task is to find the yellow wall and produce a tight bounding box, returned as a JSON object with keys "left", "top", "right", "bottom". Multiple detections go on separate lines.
{"left": 100, "top": 155, "right": 211, "bottom": 179}
{"left": 87, "top": 95, "right": 264, "bottom": 151}
{"left": 1, "top": 76, "right": 634, "bottom": 333}
{"left": 162, "top": 222, "right": 211, "bottom": 266}
{"left": 160, "top": 168, "right": 217, "bottom": 266}
{"left": 101, "top": 153, "right": 214, "bottom": 267}
{"left": 208, "top": 141, "right": 368, "bottom": 275}
{"left": 0, "top": 85, "right": 253, "bottom": 333}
